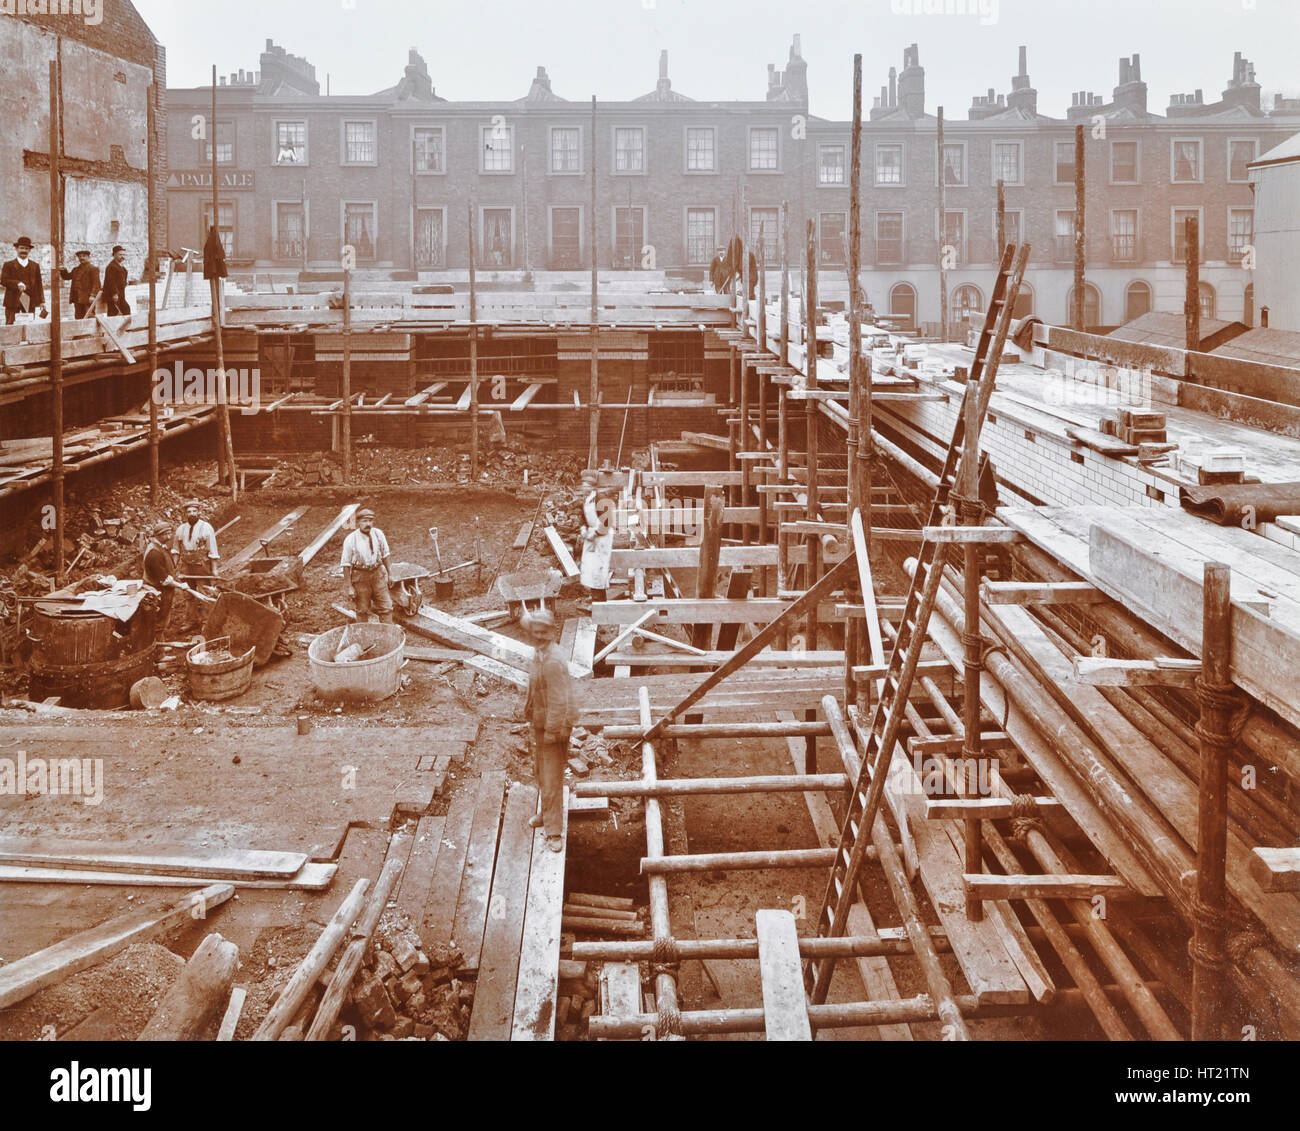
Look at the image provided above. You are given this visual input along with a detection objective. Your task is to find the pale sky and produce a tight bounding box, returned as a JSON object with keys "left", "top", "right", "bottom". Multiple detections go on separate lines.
{"left": 140, "top": 0, "right": 1300, "bottom": 119}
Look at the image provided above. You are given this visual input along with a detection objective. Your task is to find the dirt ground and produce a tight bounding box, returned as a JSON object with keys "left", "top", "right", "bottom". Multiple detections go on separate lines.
{"left": 0, "top": 448, "right": 1065, "bottom": 1042}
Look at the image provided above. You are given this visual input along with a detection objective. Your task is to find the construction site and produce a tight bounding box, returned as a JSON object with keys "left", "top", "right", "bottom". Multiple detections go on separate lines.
{"left": 1, "top": 4, "right": 1299, "bottom": 1057}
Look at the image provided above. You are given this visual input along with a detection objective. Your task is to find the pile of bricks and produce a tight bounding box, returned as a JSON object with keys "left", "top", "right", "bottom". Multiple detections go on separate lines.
{"left": 344, "top": 912, "right": 471, "bottom": 1041}
{"left": 555, "top": 958, "right": 601, "bottom": 1041}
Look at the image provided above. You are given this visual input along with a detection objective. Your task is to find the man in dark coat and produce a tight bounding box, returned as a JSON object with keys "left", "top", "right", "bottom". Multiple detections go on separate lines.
{"left": 1, "top": 237, "right": 46, "bottom": 325}
{"left": 60, "top": 250, "right": 101, "bottom": 319}
{"left": 102, "top": 245, "right": 131, "bottom": 316}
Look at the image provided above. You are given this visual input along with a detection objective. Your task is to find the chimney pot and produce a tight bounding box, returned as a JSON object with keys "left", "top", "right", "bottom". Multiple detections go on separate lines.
{"left": 1018, "top": 45, "right": 1027, "bottom": 75}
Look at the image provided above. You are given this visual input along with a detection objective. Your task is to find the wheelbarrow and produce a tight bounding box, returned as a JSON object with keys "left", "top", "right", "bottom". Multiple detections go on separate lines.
{"left": 201, "top": 590, "right": 285, "bottom": 668}
{"left": 387, "top": 562, "right": 431, "bottom": 618}
{"left": 495, "top": 568, "right": 563, "bottom": 622}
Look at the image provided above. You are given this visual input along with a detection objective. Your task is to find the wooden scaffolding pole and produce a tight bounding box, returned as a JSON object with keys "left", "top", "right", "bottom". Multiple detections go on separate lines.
{"left": 937, "top": 106, "right": 948, "bottom": 343}
{"left": 210, "top": 65, "right": 236, "bottom": 499}
{"left": 779, "top": 200, "right": 789, "bottom": 368}
{"left": 847, "top": 53, "right": 869, "bottom": 526}
{"left": 588, "top": 95, "right": 600, "bottom": 468}
{"left": 1185, "top": 215, "right": 1201, "bottom": 351}
{"left": 1191, "top": 562, "right": 1236, "bottom": 1040}
{"left": 147, "top": 81, "right": 159, "bottom": 505}
{"left": 340, "top": 253, "right": 351, "bottom": 485}
{"left": 1073, "top": 123, "right": 1086, "bottom": 332}
{"left": 49, "top": 59, "right": 65, "bottom": 585}
{"left": 958, "top": 389, "right": 984, "bottom": 921}
{"left": 468, "top": 199, "right": 479, "bottom": 480}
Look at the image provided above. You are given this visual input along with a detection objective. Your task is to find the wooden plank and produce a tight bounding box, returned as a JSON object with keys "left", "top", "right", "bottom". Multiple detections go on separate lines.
{"left": 596, "top": 962, "right": 642, "bottom": 1037}
{"left": 0, "top": 883, "right": 234, "bottom": 1009}
{"left": 0, "top": 838, "right": 306, "bottom": 879}
{"left": 592, "top": 597, "right": 854, "bottom": 626}
{"left": 467, "top": 784, "right": 539, "bottom": 1039}
{"left": 1249, "top": 847, "right": 1300, "bottom": 893}
{"left": 297, "top": 504, "right": 359, "bottom": 568}
{"left": 452, "top": 771, "right": 508, "bottom": 974}
{"left": 510, "top": 382, "right": 545, "bottom": 411}
{"left": 1088, "top": 518, "right": 1300, "bottom": 731}
{"left": 511, "top": 791, "right": 569, "bottom": 1040}
{"left": 571, "top": 618, "right": 597, "bottom": 672}
{"left": 609, "top": 648, "right": 846, "bottom": 669}
{"left": 921, "top": 525, "right": 1024, "bottom": 544}
{"left": 543, "top": 526, "right": 579, "bottom": 578}
{"left": 215, "top": 985, "right": 247, "bottom": 1041}
{"left": 95, "top": 313, "right": 137, "bottom": 363}
{"left": 512, "top": 521, "right": 534, "bottom": 550}
{"left": 419, "top": 786, "right": 477, "bottom": 950}
{"left": 980, "top": 580, "right": 1104, "bottom": 605}
{"left": 0, "top": 862, "right": 335, "bottom": 890}
{"left": 1071, "top": 656, "right": 1201, "bottom": 688}
{"left": 221, "top": 506, "right": 310, "bottom": 574}
{"left": 455, "top": 383, "right": 473, "bottom": 410}
{"left": 755, "top": 909, "right": 813, "bottom": 1041}
{"left": 395, "top": 816, "right": 445, "bottom": 928}
{"left": 466, "top": 655, "right": 530, "bottom": 689}
{"left": 966, "top": 874, "right": 1133, "bottom": 901}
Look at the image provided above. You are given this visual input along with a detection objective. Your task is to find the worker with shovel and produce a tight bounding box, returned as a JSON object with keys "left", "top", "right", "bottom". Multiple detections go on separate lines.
{"left": 522, "top": 608, "right": 577, "bottom": 853}
{"left": 341, "top": 507, "right": 394, "bottom": 624}
{"left": 173, "top": 498, "right": 220, "bottom": 632}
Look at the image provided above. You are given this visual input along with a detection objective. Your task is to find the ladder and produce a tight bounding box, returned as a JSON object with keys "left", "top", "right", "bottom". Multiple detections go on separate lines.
{"left": 806, "top": 243, "right": 1030, "bottom": 1006}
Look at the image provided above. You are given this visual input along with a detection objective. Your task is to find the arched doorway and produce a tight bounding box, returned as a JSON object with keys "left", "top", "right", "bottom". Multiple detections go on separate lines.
{"left": 1065, "top": 282, "right": 1101, "bottom": 328}
{"left": 889, "top": 282, "right": 917, "bottom": 329}
{"left": 1125, "top": 281, "right": 1152, "bottom": 322}
{"left": 1199, "top": 281, "right": 1216, "bottom": 320}
{"left": 1243, "top": 283, "right": 1254, "bottom": 327}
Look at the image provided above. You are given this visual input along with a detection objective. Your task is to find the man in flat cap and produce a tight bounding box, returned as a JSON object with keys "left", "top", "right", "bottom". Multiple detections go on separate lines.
{"left": 173, "top": 499, "right": 220, "bottom": 631}
{"left": 522, "top": 608, "right": 577, "bottom": 852}
{"left": 2, "top": 237, "right": 46, "bottom": 325}
{"left": 341, "top": 507, "right": 394, "bottom": 623}
{"left": 143, "top": 520, "right": 182, "bottom": 640}
{"left": 102, "top": 245, "right": 131, "bottom": 316}
{"left": 60, "top": 250, "right": 101, "bottom": 320}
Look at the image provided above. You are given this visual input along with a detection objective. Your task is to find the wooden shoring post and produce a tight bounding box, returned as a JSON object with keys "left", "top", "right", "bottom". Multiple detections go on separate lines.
{"left": 468, "top": 199, "right": 479, "bottom": 480}
{"left": 1073, "top": 124, "right": 1086, "bottom": 332}
{"left": 638, "top": 687, "right": 684, "bottom": 1040}
{"left": 1191, "top": 562, "right": 1236, "bottom": 1040}
{"left": 589, "top": 95, "right": 599, "bottom": 468}
{"left": 757, "top": 226, "right": 767, "bottom": 351}
{"left": 210, "top": 65, "right": 237, "bottom": 500}
{"left": 727, "top": 413, "right": 739, "bottom": 510}
{"left": 728, "top": 341, "right": 738, "bottom": 407}
{"left": 958, "top": 389, "right": 984, "bottom": 921}
{"left": 741, "top": 182, "right": 750, "bottom": 322}
{"left": 691, "top": 490, "right": 725, "bottom": 650}
{"left": 847, "top": 53, "right": 869, "bottom": 534}
{"left": 146, "top": 81, "right": 159, "bottom": 505}
{"left": 340, "top": 245, "right": 351, "bottom": 485}
{"left": 778, "top": 387, "right": 789, "bottom": 482}
{"left": 779, "top": 200, "right": 790, "bottom": 367}
{"left": 996, "top": 179, "right": 1006, "bottom": 258}
{"left": 640, "top": 552, "right": 856, "bottom": 742}
{"left": 1185, "top": 215, "right": 1200, "bottom": 351}
{"left": 937, "top": 106, "right": 948, "bottom": 344}
{"left": 49, "top": 59, "right": 65, "bottom": 585}
{"left": 804, "top": 219, "right": 821, "bottom": 769}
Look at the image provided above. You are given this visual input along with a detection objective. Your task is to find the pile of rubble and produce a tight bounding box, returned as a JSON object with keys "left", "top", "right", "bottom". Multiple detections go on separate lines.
{"left": 555, "top": 959, "right": 603, "bottom": 1041}
{"left": 342, "top": 911, "right": 471, "bottom": 1041}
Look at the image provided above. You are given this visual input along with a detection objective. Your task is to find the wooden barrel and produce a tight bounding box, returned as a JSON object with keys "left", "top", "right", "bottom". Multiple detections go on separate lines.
{"left": 29, "top": 608, "right": 117, "bottom": 665}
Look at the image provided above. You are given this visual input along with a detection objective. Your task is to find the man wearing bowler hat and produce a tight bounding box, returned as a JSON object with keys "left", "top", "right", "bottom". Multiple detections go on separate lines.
{"left": 60, "top": 250, "right": 101, "bottom": 320}
{"left": 341, "top": 507, "right": 394, "bottom": 623}
{"left": 522, "top": 608, "right": 577, "bottom": 853}
{"left": 2, "top": 237, "right": 46, "bottom": 325}
{"left": 102, "top": 245, "right": 131, "bottom": 316}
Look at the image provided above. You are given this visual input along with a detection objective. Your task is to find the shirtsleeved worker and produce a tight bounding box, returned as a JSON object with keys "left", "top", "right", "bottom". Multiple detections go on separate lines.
{"left": 173, "top": 499, "right": 220, "bottom": 632}
{"left": 522, "top": 608, "right": 578, "bottom": 852}
{"left": 340, "top": 507, "right": 394, "bottom": 624}
{"left": 143, "top": 520, "right": 181, "bottom": 640}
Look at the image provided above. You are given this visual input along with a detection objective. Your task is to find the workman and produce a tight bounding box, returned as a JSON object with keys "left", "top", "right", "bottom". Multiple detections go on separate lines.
{"left": 341, "top": 507, "right": 394, "bottom": 623}
{"left": 522, "top": 608, "right": 577, "bottom": 853}
{"left": 173, "top": 498, "right": 220, "bottom": 631}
